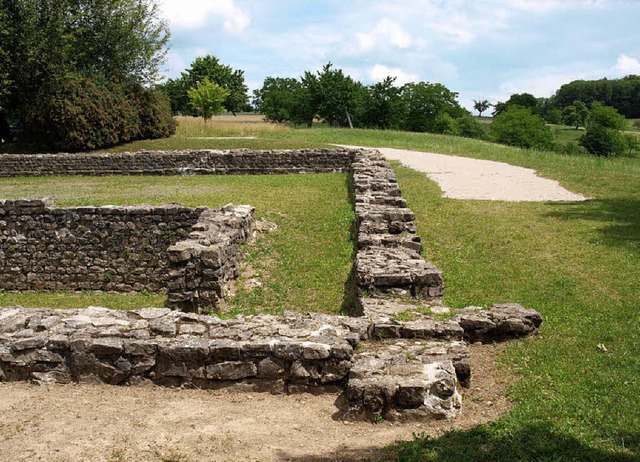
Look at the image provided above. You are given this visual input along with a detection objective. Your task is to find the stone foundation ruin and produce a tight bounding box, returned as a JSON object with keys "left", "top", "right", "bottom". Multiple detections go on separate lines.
{"left": 0, "top": 148, "right": 543, "bottom": 422}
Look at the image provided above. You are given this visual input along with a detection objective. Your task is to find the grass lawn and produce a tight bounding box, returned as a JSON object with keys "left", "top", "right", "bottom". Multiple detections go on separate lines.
{"left": 2, "top": 116, "right": 640, "bottom": 459}
{"left": 0, "top": 172, "right": 355, "bottom": 314}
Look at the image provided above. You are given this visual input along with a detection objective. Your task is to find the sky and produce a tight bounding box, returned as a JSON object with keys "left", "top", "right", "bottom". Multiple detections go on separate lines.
{"left": 158, "top": 0, "right": 640, "bottom": 111}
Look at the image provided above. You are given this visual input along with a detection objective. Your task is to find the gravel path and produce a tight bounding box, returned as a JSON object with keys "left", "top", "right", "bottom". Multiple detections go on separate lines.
{"left": 338, "top": 145, "right": 588, "bottom": 202}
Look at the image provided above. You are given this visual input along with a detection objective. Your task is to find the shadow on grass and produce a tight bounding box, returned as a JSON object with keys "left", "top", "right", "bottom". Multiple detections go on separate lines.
{"left": 387, "top": 422, "right": 639, "bottom": 462}
{"left": 546, "top": 199, "right": 640, "bottom": 250}
{"left": 340, "top": 171, "right": 360, "bottom": 316}
{"left": 277, "top": 422, "right": 638, "bottom": 461}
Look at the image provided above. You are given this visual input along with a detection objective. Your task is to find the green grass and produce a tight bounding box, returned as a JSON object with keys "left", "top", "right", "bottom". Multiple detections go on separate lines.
{"left": 2, "top": 118, "right": 640, "bottom": 459}
{"left": 384, "top": 160, "right": 640, "bottom": 459}
{"left": 0, "top": 173, "right": 354, "bottom": 314}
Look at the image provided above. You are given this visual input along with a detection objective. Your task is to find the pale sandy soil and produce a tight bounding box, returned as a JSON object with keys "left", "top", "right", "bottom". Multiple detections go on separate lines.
{"left": 0, "top": 344, "right": 512, "bottom": 462}
{"left": 338, "top": 145, "right": 588, "bottom": 202}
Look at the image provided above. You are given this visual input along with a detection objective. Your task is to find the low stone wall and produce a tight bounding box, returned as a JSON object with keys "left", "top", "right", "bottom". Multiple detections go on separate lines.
{"left": 0, "top": 199, "right": 255, "bottom": 312}
{"left": 166, "top": 204, "right": 256, "bottom": 313}
{"left": 350, "top": 151, "right": 444, "bottom": 301}
{"left": 0, "top": 303, "right": 542, "bottom": 420}
{"left": 0, "top": 149, "right": 356, "bottom": 177}
{"left": 0, "top": 148, "right": 546, "bottom": 422}
{"left": 0, "top": 199, "right": 203, "bottom": 293}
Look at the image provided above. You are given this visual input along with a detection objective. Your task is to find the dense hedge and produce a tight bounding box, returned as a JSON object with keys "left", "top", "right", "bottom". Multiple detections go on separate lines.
{"left": 23, "top": 75, "right": 175, "bottom": 152}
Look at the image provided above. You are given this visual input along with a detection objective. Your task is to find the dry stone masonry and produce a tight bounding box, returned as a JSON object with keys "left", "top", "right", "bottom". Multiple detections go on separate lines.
{"left": 351, "top": 151, "right": 444, "bottom": 301}
{"left": 0, "top": 148, "right": 543, "bottom": 422}
{"left": 0, "top": 198, "right": 255, "bottom": 311}
{"left": 0, "top": 149, "right": 355, "bottom": 177}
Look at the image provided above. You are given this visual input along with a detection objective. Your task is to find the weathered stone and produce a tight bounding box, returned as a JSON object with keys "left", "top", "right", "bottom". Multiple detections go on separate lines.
{"left": 453, "top": 303, "right": 543, "bottom": 343}
{"left": 207, "top": 361, "right": 257, "bottom": 380}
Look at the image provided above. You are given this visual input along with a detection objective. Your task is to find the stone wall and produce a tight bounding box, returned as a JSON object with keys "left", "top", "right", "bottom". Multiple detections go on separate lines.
{"left": 166, "top": 204, "right": 256, "bottom": 313}
{"left": 0, "top": 198, "right": 203, "bottom": 293}
{"left": 0, "top": 149, "right": 356, "bottom": 177}
{"left": 350, "top": 150, "right": 444, "bottom": 302}
{"left": 0, "top": 199, "right": 255, "bottom": 312}
{"left": 0, "top": 303, "right": 541, "bottom": 420}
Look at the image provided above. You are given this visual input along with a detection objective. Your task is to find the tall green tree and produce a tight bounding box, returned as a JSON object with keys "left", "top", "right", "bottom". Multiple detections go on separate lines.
{"left": 1, "top": 0, "right": 172, "bottom": 150}
{"left": 400, "top": 82, "right": 464, "bottom": 133}
{"left": 2, "top": 0, "right": 170, "bottom": 119}
{"left": 303, "top": 63, "right": 361, "bottom": 128}
{"left": 160, "top": 55, "right": 248, "bottom": 116}
{"left": 561, "top": 100, "right": 589, "bottom": 129}
{"left": 361, "top": 77, "right": 403, "bottom": 129}
{"left": 492, "top": 93, "right": 540, "bottom": 116}
{"left": 491, "top": 106, "right": 553, "bottom": 150}
{"left": 187, "top": 78, "right": 229, "bottom": 122}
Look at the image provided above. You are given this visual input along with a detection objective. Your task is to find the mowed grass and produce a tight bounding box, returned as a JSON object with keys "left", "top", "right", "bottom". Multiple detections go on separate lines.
{"left": 0, "top": 173, "right": 354, "bottom": 314}
{"left": 390, "top": 161, "right": 640, "bottom": 460}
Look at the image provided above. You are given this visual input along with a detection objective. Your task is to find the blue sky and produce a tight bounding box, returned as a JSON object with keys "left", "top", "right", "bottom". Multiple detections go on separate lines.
{"left": 158, "top": 0, "right": 640, "bottom": 111}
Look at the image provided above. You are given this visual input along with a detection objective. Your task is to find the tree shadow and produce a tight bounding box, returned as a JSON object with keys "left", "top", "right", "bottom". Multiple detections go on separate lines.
{"left": 340, "top": 172, "right": 361, "bottom": 316}
{"left": 545, "top": 198, "right": 640, "bottom": 251}
{"left": 277, "top": 422, "right": 639, "bottom": 461}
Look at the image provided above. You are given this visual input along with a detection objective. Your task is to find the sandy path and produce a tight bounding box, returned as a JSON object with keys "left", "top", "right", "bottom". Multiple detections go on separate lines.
{"left": 338, "top": 145, "right": 587, "bottom": 202}
{"left": 0, "top": 345, "right": 509, "bottom": 461}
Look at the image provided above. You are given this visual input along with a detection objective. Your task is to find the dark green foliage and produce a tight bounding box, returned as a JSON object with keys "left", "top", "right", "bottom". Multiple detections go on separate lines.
{"left": 159, "top": 55, "right": 248, "bottom": 116}
{"left": 1, "top": 0, "right": 172, "bottom": 150}
{"left": 555, "top": 75, "right": 640, "bottom": 118}
{"left": 578, "top": 104, "right": 629, "bottom": 157}
{"left": 491, "top": 106, "right": 554, "bottom": 150}
{"left": 562, "top": 100, "right": 590, "bottom": 129}
{"left": 254, "top": 63, "right": 477, "bottom": 139}
{"left": 400, "top": 82, "right": 465, "bottom": 133}
{"left": 473, "top": 99, "right": 491, "bottom": 117}
{"left": 23, "top": 75, "right": 175, "bottom": 151}
{"left": 580, "top": 123, "right": 627, "bottom": 157}
{"left": 361, "top": 77, "right": 404, "bottom": 129}
{"left": 587, "top": 103, "right": 628, "bottom": 130}
{"left": 492, "top": 93, "right": 541, "bottom": 116}
{"left": 454, "top": 112, "right": 487, "bottom": 139}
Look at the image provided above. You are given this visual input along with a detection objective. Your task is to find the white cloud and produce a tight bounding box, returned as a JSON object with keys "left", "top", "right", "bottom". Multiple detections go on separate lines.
{"left": 159, "top": 0, "right": 249, "bottom": 33}
{"left": 614, "top": 54, "right": 640, "bottom": 75}
{"left": 369, "top": 64, "right": 418, "bottom": 85}
{"left": 356, "top": 18, "right": 412, "bottom": 51}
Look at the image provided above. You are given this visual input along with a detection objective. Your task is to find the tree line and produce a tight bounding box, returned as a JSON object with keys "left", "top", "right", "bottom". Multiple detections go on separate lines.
{"left": 251, "top": 63, "right": 486, "bottom": 139}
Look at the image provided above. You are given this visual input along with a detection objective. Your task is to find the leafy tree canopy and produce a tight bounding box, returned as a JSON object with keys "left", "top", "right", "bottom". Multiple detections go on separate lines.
{"left": 159, "top": 55, "right": 248, "bottom": 116}
{"left": 1, "top": 0, "right": 170, "bottom": 118}
{"left": 187, "top": 78, "right": 230, "bottom": 121}
{"left": 490, "top": 106, "right": 553, "bottom": 150}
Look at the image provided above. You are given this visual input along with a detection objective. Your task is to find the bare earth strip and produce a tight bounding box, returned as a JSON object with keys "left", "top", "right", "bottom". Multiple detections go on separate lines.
{"left": 336, "top": 145, "right": 588, "bottom": 202}
{"left": 0, "top": 345, "right": 509, "bottom": 461}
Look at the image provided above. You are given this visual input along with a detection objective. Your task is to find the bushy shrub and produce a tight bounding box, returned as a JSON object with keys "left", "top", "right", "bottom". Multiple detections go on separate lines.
{"left": 128, "top": 85, "right": 176, "bottom": 139}
{"left": 490, "top": 106, "right": 554, "bottom": 150}
{"left": 555, "top": 140, "right": 588, "bottom": 156}
{"left": 24, "top": 75, "right": 174, "bottom": 151}
{"left": 455, "top": 113, "right": 487, "bottom": 139}
{"left": 579, "top": 123, "right": 627, "bottom": 157}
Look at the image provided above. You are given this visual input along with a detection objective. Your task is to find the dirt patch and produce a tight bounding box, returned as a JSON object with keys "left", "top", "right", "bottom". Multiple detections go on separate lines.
{"left": 0, "top": 344, "right": 513, "bottom": 461}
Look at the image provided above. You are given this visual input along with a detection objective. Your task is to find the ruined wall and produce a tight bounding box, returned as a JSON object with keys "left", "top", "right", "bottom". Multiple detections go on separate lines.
{"left": 0, "top": 149, "right": 356, "bottom": 177}
{"left": 0, "top": 199, "right": 203, "bottom": 293}
{"left": 350, "top": 151, "right": 444, "bottom": 302}
{"left": 0, "top": 199, "right": 255, "bottom": 312}
{"left": 166, "top": 204, "right": 256, "bottom": 313}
